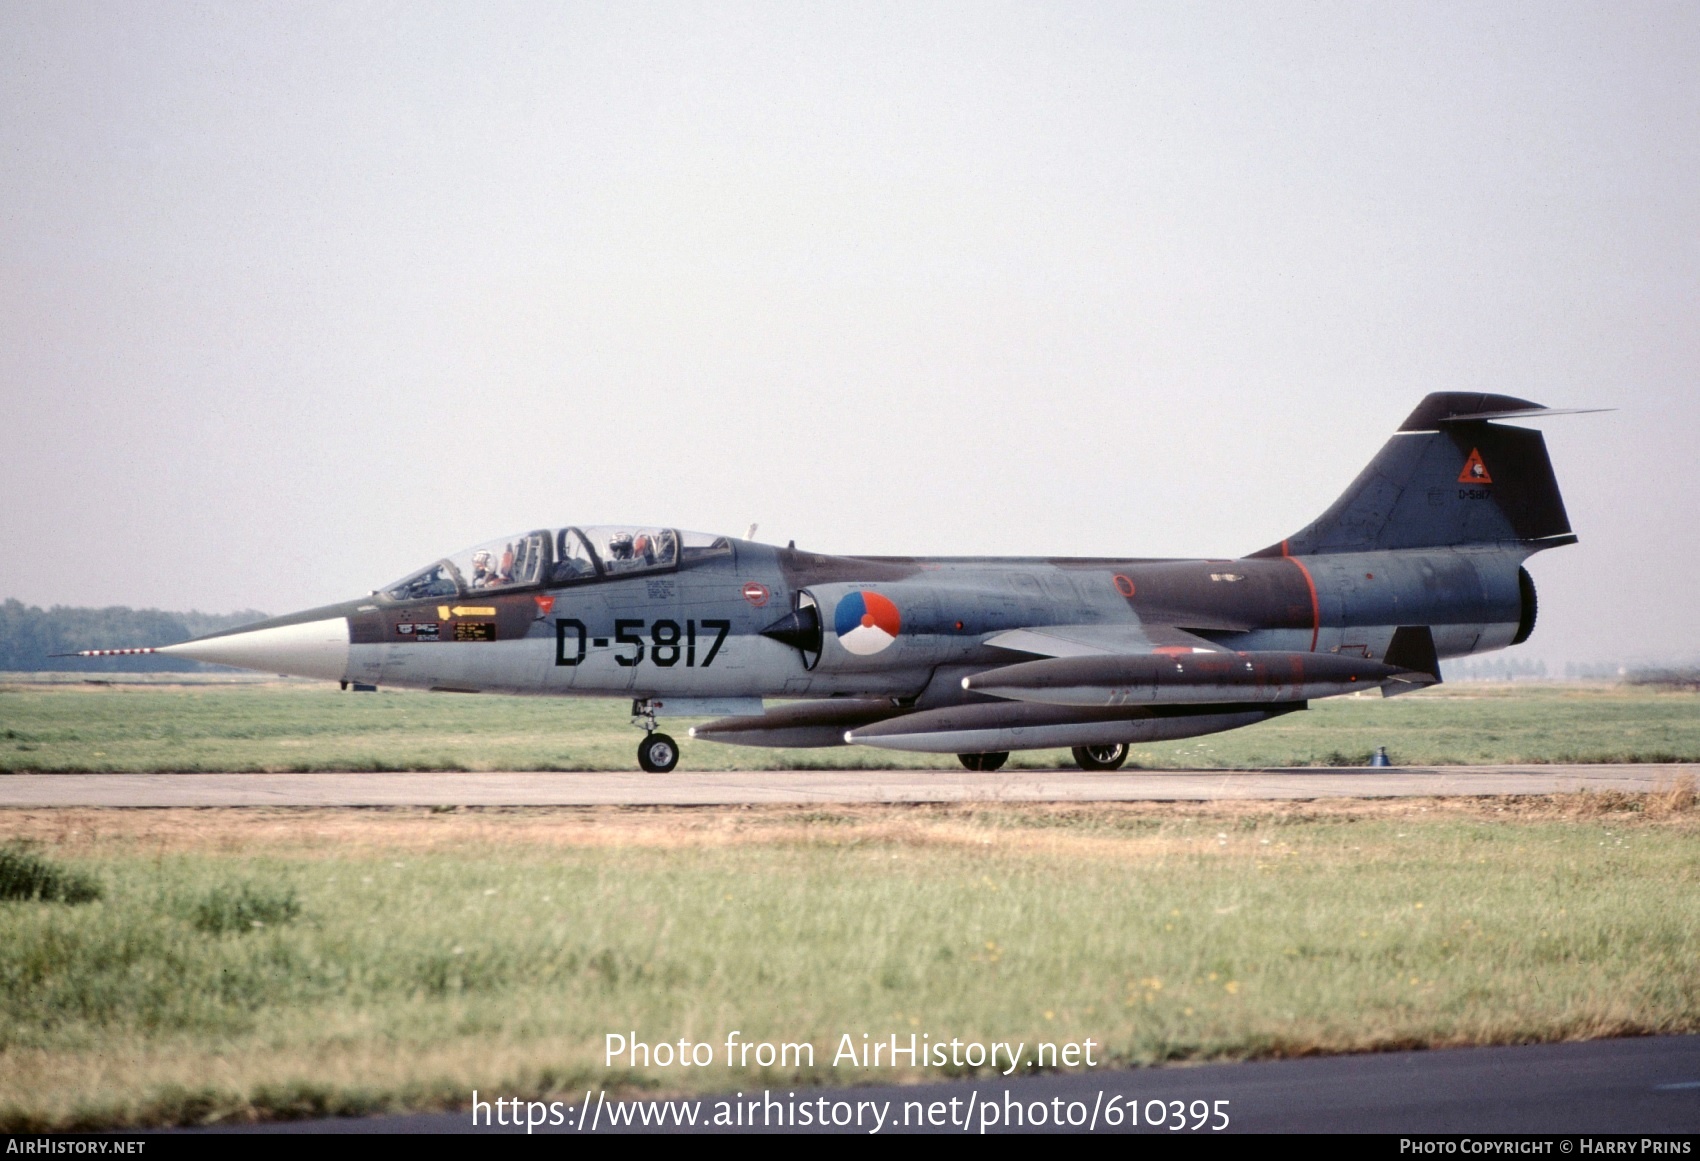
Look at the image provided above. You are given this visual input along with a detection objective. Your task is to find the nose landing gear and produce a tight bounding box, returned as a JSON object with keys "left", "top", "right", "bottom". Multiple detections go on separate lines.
{"left": 632, "top": 699, "right": 680, "bottom": 773}
{"left": 638, "top": 732, "right": 680, "bottom": 773}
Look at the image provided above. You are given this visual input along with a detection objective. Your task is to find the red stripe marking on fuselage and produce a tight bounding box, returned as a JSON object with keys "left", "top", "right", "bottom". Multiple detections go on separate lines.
{"left": 1285, "top": 553, "right": 1321, "bottom": 652}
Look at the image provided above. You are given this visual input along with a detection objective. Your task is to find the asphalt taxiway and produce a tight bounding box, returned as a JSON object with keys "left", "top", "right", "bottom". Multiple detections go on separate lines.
{"left": 0, "top": 763, "right": 1690, "bottom": 807}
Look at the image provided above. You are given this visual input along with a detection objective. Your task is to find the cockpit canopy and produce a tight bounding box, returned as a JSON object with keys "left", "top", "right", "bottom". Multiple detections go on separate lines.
{"left": 382, "top": 526, "right": 731, "bottom": 601}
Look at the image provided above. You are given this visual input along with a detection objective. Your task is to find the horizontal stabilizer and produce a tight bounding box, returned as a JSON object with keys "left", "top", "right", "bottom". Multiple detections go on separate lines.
{"left": 1397, "top": 393, "right": 1609, "bottom": 431}
{"left": 1433, "top": 407, "right": 1610, "bottom": 425}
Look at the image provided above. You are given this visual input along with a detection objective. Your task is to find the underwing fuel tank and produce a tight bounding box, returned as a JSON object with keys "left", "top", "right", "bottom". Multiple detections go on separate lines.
{"left": 960, "top": 651, "right": 1418, "bottom": 708}
{"left": 846, "top": 702, "right": 1305, "bottom": 755}
{"left": 690, "top": 699, "right": 909, "bottom": 748}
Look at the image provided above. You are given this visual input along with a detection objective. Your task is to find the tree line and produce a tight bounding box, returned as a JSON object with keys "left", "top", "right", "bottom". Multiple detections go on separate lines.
{"left": 0, "top": 600, "right": 269, "bottom": 672}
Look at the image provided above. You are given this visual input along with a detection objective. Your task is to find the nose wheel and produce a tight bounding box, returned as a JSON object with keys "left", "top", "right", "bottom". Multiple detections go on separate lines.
{"left": 631, "top": 698, "right": 680, "bottom": 773}
{"left": 638, "top": 732, "right": 680, "bottom": 773}
{"left": 957, "top": 752, "right": 1009, "bottom": 772}
{"left": 1072, "top": 743, "right": 1128, "bottom": 771}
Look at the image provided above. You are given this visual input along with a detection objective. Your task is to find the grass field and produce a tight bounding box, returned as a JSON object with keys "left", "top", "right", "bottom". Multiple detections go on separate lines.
{"left": 1, "top": 790, "right": 1697, "bottom": 1128}
{"left": 3, "top": 678, "right": 1699, "bottom": 772}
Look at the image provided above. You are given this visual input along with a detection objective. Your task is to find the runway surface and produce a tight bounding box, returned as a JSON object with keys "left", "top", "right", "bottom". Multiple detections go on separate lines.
{"left": 1, "top": 763, "right": 1691, "bottom": 807}
{"left": 204, "top": 1034, "right": 1700, "bottom": 1134}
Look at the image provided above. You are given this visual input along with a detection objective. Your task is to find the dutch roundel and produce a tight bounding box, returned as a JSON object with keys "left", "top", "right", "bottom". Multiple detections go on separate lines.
{"left": 834, "top": 591, "right": 902, "bottom": 656}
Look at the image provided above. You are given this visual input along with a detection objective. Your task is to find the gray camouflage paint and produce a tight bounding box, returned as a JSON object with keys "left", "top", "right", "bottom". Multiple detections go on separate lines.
{"left": 157, "top": 393, "right": 1574, "bottom": 756}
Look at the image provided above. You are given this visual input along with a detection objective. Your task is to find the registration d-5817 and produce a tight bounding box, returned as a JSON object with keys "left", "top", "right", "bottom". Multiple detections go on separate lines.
{"left": 555, "top": 619, "right": 731, "bottom": 668}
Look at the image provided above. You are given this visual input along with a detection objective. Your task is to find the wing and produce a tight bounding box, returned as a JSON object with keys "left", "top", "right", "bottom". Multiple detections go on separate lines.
{"left": 982, "top": 623, "right": 1224, "bottom": 658}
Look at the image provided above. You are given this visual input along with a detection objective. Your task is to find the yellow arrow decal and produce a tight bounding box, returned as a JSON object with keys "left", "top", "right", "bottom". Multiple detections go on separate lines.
{"left": 450, "top": 606, "right": 497, "bottom": 617}
{"left": 438, "top": 606, "right": 451, "bottom": 620}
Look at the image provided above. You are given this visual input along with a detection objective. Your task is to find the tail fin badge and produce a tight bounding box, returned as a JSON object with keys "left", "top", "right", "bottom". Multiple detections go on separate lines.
{"left": 1458, "top": 449, "right": 1493, "bottom": 484}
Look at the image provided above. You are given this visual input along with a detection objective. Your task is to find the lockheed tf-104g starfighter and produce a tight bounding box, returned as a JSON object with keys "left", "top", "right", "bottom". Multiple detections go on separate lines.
{"left": 79, "top": 394, "right": 1586, "bottom": 772}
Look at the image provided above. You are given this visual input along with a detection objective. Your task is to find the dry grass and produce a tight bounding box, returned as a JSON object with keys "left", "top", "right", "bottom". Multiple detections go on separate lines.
{"left": 1646, "top": 774, "right": 1699, "bottom": 818}
{"left": 2, "top": 794, "right": 1698, "bottom": 1128}
{"left": 3, "top": 789, "right": 1694, "bottom": 858}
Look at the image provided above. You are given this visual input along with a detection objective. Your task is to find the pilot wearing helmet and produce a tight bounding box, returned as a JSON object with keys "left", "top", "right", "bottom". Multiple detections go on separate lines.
{"left": 470, "top": 549, "right": 498, "bottom": 588}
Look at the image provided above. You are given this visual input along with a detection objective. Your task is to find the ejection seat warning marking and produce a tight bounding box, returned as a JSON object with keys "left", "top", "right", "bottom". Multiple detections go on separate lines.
{"left": 1458, "top": 449, "right": 1492, "bottom": 484}
{"left": 438, "top": 604, "right": 498, "bottom": 619}
{"left": 454, "top": 622, "right": 496, "bottom": 641}
{"left": 396, "top": 622, "right": 440, "bottom": 640}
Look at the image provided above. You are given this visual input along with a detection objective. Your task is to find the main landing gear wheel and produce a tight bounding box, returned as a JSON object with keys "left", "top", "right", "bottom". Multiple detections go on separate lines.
{"left": 637, "top": 732, "right": 680, "bottom": 773}
{"left": 1072, "top": 743, "right": 1129, "bottom": 771}
{"left": 958, "top": 752, "right": 1009, "bottom": 772}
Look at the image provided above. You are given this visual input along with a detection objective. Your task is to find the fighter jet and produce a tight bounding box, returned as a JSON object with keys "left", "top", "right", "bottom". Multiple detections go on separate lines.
{"left": 76, "top": 393, "right": 1585, "bottom": 772}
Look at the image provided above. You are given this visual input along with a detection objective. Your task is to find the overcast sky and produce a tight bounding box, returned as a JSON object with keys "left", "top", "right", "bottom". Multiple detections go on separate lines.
{"left": 3, "top": 2, "right": 1696, "bottom": 667}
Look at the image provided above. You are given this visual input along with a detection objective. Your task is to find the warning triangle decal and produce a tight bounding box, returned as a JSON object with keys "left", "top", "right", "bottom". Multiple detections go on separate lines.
{"left": 1458, "top": 448, "right": 1492, "bottom": 484}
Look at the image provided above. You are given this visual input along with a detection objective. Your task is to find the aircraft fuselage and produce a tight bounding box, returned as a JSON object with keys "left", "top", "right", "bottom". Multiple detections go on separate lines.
{"left": 127, "top": 393, "right": 1581, "bottom": 770}
{"left": 200, "top": 541, "right": 1530, "bottom": 708}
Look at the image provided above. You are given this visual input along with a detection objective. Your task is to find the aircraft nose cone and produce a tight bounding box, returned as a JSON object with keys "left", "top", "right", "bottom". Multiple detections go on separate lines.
{"left": 157, "top": 616, "right": 351, "bottom": 682}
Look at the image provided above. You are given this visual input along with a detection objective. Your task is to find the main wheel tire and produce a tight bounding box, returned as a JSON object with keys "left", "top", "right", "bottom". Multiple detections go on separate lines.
{"left": 637, "top": 732, "right": 680, "bottom": 773}
{"left": 1072, "top": 743, "right": 1129, "bottom": 771}
{"left": 957, "top": 751, "right": 1009, "bottom": 772}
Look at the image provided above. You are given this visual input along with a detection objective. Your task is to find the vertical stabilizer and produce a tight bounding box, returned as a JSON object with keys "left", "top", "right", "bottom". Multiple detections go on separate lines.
{"left": 1252, "top": 393, "right": 1578, "bottom": 557}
